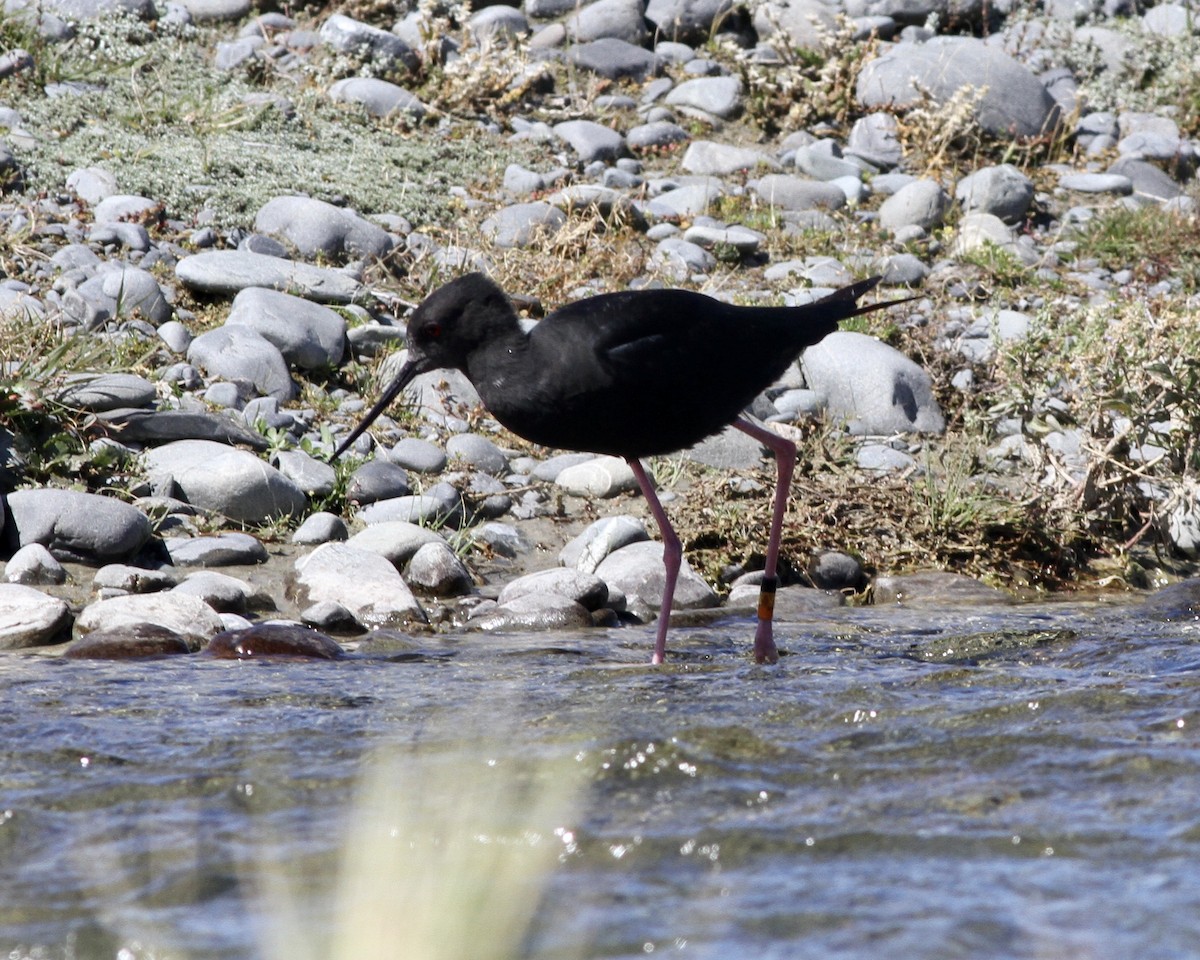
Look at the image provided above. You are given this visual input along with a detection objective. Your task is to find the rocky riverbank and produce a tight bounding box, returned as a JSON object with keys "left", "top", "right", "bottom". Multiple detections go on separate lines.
{"left": 1, "top": 0, "right": 1199, "bottom": 656}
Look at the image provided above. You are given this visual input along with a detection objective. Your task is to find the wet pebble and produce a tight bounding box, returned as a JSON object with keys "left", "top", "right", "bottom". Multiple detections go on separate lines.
{"left": 63, "top": 623, "right": 193, "bottom": 659}
{"left": 203, "top": 622, "right": 345, "bottom": 659}
{"left": 0, "top": 584, "right": 72, "bottom": 649}
{"left": 872, "top": 572, "right": 1013, "bottom": 607}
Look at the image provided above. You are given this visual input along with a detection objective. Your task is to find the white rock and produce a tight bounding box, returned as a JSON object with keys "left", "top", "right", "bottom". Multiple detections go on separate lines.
{"left": 77, "top": 593, "right": 224, "bottom": 645}
{"left": 290, "top": 542, "right": 425, "bottom": 627}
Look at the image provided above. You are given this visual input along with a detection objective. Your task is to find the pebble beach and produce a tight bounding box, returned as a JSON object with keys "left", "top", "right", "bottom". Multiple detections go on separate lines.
{"left": 2, "top": 0, "right": 1200, "bottom": 657}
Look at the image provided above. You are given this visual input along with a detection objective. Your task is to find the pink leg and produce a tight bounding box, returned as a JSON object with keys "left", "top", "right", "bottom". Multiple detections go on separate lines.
{"left": 628, "top": 459, "right": 681, "bottom": 665}
{"left": 733, "top": 418, "right": 796, "bottom": 664}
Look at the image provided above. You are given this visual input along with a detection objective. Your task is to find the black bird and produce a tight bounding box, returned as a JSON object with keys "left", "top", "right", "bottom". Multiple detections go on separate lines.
{"left": 335, "top": 272, "right": 902, "bottom": 664}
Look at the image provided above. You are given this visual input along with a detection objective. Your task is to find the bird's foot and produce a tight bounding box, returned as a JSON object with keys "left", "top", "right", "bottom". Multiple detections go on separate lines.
{"left": 753, "top": 621, "right": 779, "bottom": 664}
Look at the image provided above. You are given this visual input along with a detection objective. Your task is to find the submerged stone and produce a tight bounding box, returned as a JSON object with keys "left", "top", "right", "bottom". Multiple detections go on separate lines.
{"left": 202, "top": 623, "right": 345, "bottom": 659}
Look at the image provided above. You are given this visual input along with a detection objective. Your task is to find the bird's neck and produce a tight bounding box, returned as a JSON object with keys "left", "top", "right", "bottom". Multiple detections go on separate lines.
{"left": 464, "top": 322, "right": 530, "bottom": 392}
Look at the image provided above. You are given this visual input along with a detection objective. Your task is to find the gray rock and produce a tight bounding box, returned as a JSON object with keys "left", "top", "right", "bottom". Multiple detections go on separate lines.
{"left": 555, "top": 456, "right": 638, "bottom": 498}
{"left": 855, "top": 441, "right": 915, "bottom": 472}
{"left": 753, "top": 174, "right": 846, "bottom": 211}
{"left": 291, "top": 511, "right": 349, "bottom": 545}
{"left": 93, "top": 194, "right": 158, "bottom": 224}
{"left": 532, "top": 453, "right": 596, "bottom": 481}
{"left": 1142, "top": 2, "right": 1192, "bottom": 36}
{"left": 857, "top": 36, "right": 1062, "bottom": 138}
{"left": 646, "top": 0, "right": 731, "bottom": 43}
{"left": 872, "top": 252, "right": 929, "bottom": 285}
{"left": 163, "top": 532, "right": 269, "bottom": 566}
{"left": 358, "top": 492, "right": 461, "bottom": 527}
{"left": 87, "top": 221, "right": 152, "bottom": 252}
{"left": 565, "top": 0, "right": 648, "bottom": 44}
{"left": 272, "top": 450, "right": 337, "bottom": 497}
{"left": 470, "top": 592, "right": 593, "bottom": 631}
{"left": 1140, "top": 578, "right": 1200, "bottom": 621}
{"left": 879, "top": 178, "right": 948, "bottom": 232}
{"left": 500, "top": 567, "right": 610, "bottom": 610}
{"left": 567, "top": 37, "right": 660, "bottom": 79}
{"left": 1165, "top": 491, "right": 1200, "bottom": 558}
{"left": 5, "top": 488, "right": 152, "bottom": 563}
{"left": 0, "top": 584, "right": 72, "bottom": 649}
{"left": 93, "top": 563, "right": 176, "bottom": 593}
{"left": 54, "top": 373, "right": 156, "bottom": 411}
{"left": 77, "top": 592, "right": 225, "bottom": 644}
{"left": 346, "top": 521, "right": 447, "bottom": 566}
{"left": 225, "top": 287, "right": 346, "bottom": 370}
{"left": 794, "top": 139, "right": 863, "bottom": 181}
{"left": 469, "top": 4, "right": 528, "bottom": 41}
{"left": 319, "top": 13, "right": 419, "bottom": 72}
{"left": 174, "top": 0, "right": 250, "bottom": 21}
{"left": 171, "top": 570, "right": 255, "bottom": 614}
{"left": 754, "top": 0, "right": 838, "bottom": 50}
{"left": 472, "top": 521, "right": 529, "bottom": 558}
{"left": 65, "top": 166, "right": 119, "bottom": 205}
{"left": 175, "top": 251, "right": 363, "bottom": 304}
{"left": 214, "top": 36, "right": 264, "bottom": 70}
{"left": 594, "top": 540, "right": 717, "bottom": 616}
{"left": 143, "top": 440, "right": 307, "bottom": 523}
{"left": 96, "top": 409, "right": 270, "bottom": 449}
{"left": 959, "top": 213, "right": 1041, "bottom": 264}
{"left": 650, "top": 236, "right": 716, "bottom": 278}
{"left": 158, "top": 320, "right": 193, "bottom": 353}
{"left": 254, "top": 196, "right": 392, "bottom": 261}
{"left": 446, "top": 433, "right": 509, "bottom": 475}
{"left": 955, "top": 164, "right": 1035, "bottom": 223}
{"left": 727, "top": 580, "right": 844, "bottom": 614}
{"left": 553, "top": 120, "right": 626, "bottom": 163}
{"left": 388, "top": 437, "right": 448, "bottom": 473}
{"left": 846, "top": 112, "right": 902, "bottom": 168}
{"left": 626, "top": 120, "right": 690, "bottom": 151}
{"left": 290, "top": 542, "right": 425, "bottom": 627}
{"left": 4, "top": 543, "right": 66, "bottom": 584}
{"left": 801, "top": 331, "right": 945, "bottom": 435}
{"left": 645, "top": 179, "right": 726, "bottom": 218}
{"left": 347, "top": 459, "right": 412, "bottom": 505}
{"left": 807, "top": 549, "right": 866, "bottom": 591}
{"left": 300, "top": 600, "right": 361, "bottom": 632}
{"left": 187, "top": 325, "right": 296, "bottom": 402}
{"left": 1107, "top": 156, "right": 1183, "bottom": 204}
{"left": 684, "top": 422, "right": 767, "bottom": 469}
{"left": 872, "top": 571, "right": 1011, "bottom": 607}
{"left": 328, "top": 77, "right": 427, "bottom": 120}
{"left": 560, "top": 515, "right": 649, "bottom": 572}
{"left": 682, "top": 140, "right": 776, "bottom": 176}
{"left": 503, "top": 163, "right": 556, "bottom": 196}
{"left": 68, "top": 265, "right": 172, "bottom": 327}
{"left": 406, "top": 540, "right": 474, "bottom": 596}
{"left": 480, "top": 201, "right": 567, "bottom": 249}
{"left": 664, "top": 75, "right": 743, "bottom": 120}
{"left": 682, "top": 224, "right": 764, "bottom": 254}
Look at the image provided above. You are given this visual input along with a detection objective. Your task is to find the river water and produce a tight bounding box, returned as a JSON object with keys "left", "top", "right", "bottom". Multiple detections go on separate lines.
{"left": 2, "top": 599, "right": 1197, "bottom": 959}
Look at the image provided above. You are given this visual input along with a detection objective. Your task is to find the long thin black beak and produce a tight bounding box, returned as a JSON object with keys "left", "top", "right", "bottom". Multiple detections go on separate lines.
{"left": 331, "top": 357, "right": 422, "bottom": 460}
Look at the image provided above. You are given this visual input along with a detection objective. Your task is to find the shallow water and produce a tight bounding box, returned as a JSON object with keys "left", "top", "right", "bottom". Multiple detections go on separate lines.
{"left": 2, "top": 599, "right": 1198, "bottom": 960}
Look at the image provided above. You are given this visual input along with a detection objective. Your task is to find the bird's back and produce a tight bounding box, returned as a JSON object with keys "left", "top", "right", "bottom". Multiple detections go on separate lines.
{"left": 475, "top": 287, "right": 851, "bottom": 458}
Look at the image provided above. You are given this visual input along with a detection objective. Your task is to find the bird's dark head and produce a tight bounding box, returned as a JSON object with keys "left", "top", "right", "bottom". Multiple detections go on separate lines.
{"left": 405, "top": 272, "right": 516, "bottom": 374}
{"left": 331, "top": 272, "right": 515, "bottom": 460}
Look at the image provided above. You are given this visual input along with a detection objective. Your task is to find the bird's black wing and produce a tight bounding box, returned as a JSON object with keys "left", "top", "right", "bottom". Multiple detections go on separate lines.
{"left": 539, "top": 288, "right": 730, "bottom": 385}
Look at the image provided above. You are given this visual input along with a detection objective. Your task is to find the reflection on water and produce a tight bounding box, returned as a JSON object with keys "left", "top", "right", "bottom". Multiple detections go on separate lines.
{"left": 1, "top": 600, "right": 1197, "bottom": 959}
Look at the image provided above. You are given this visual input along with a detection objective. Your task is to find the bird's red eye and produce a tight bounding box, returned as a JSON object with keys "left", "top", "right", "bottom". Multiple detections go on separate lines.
{"left": 423, "top": 321, "right": 442, "bottom": 339}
